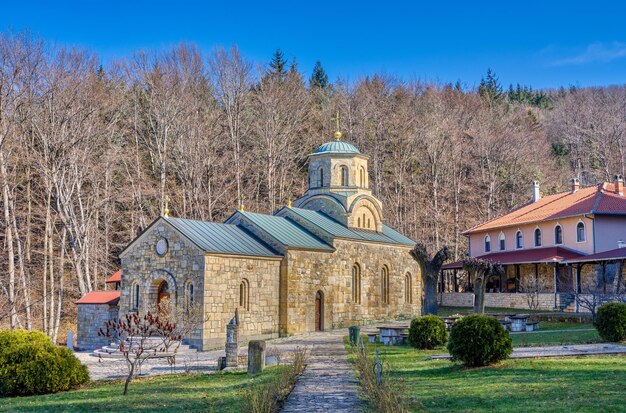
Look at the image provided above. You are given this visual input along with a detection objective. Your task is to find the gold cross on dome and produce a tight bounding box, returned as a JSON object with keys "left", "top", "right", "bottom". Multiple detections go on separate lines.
{"left": 333, "top": 111, "right": 342, "bottom": 140}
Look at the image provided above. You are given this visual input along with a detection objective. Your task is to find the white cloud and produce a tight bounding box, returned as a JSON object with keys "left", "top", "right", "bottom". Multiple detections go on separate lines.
{"left": 550, "top": 42, "right": 626, "bottom": 66}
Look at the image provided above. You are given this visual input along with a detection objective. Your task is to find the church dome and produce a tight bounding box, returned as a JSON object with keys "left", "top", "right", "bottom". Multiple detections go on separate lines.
{"left": 313, "top": 139, "right": 360, "bottom": 155}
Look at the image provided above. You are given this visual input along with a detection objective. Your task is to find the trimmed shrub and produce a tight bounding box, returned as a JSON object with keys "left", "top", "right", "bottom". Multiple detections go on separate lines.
{"left": 447, "top": 315, "right": 512, "bottom": 367}
{"left": 408, "top": 315, "right": 447, "bottom": 349}
{"left": 0, "top": 330, "right": 89, "bottom": 396}
{"left": 594, "top": 302, "right": 626, "bottom": 342}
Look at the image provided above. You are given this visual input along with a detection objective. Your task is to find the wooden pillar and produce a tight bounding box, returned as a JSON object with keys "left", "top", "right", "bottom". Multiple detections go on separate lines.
{"left": 515, "top": 264, "right": 521, "bottom": 293}
{"left": 602, "top": 262, "right": 607, "bottom": 294}
{"left": 575, "top": 264, "right": 581, "bottom": 313}
{"left": 453, "top": 269, "right": 458, "bottom": 293}
{"left": 553, "top": 263, "right": 558, "bottom": 309}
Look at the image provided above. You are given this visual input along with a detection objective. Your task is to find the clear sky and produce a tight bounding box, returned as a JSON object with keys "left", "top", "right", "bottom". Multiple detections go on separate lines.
{"left": 2, "top": 0, "right": 625, "bottom": 89}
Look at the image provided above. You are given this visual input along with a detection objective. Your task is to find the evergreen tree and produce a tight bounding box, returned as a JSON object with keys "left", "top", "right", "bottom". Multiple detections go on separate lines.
{"left": 310, "top": 60, "right": 329, "bottom": 89}
{"left": 269, "top": 49, "right": 287, "bottom": 79}
{"left": 478, "top": 68, "right": 503, "bottom": 102}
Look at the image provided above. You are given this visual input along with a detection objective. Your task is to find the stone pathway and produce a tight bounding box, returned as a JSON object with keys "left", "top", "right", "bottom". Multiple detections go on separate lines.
{"left": 431, "top": 342, "right": 626, "bottom": 360}
{"left": 279, "top": 330, "right": 363, "bottom": 413}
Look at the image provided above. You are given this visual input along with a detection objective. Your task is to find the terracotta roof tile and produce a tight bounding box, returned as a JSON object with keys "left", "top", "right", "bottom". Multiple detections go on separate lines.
{"left": 464, "top": 183, "right": 626, "bottom": 234}
{"left": 76, "top": 291, "right": 120, "bottom": 305}
{"left": 105, "top": 270, "right": 121, "bottom": 283}
{"left": 567, "top": 247, "right": 626, "bottom": 263}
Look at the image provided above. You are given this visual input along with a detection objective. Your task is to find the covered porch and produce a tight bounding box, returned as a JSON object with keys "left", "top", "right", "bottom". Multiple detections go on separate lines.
{"left": 438, "top": 247, "right": 626, "bottom": 312}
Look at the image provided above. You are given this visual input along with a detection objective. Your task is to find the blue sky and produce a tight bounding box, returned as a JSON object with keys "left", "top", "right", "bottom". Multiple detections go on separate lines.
{"left": 2, "top": 1, "right": 625, "bottom": 89}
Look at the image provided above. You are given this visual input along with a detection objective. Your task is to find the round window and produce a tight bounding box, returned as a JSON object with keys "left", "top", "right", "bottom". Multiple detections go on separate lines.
{"left": 156, "top": 238, "right": 168, "bottom": 256}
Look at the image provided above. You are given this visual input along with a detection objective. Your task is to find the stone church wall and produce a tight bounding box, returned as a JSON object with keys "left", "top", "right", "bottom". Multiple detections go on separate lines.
{"left": 202, "top": 255, "right": 281, "bottom": 349}
{"left": 120, "top": 220, "right": 206, "bottom": 348}
{"left": 283, "top": 239, "right": 421, "bottom": 335}
{"left": 76, "top": 303, "right": 119, "bottom": 350}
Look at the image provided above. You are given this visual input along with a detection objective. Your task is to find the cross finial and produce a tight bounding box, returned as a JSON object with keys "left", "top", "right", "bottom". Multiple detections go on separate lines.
{"left": 333, "top": 111, "right": 342, "bottom": 140}
{"left": 239, "top": 204, "right": 244, "bottom": 212}
{"left": 163, "top": 196, "right": 170, "bottom": 217}
{"left": 287, "top": 199, "right": 293, "bottom": 208}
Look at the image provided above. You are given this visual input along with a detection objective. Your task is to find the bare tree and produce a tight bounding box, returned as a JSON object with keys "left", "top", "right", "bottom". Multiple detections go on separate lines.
{"left": 410, "top": 244, "right": 450, "bottom": 315}
{"left": 462, "top": 257, "right": 504, "bottom": 314}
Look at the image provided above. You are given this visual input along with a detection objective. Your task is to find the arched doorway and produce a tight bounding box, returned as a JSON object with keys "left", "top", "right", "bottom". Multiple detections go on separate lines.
{"left": 157, "top": 280, "right": 171, "bottom": 311}
{"left": 315, "top": 291, "right": 324, "bottom": 331}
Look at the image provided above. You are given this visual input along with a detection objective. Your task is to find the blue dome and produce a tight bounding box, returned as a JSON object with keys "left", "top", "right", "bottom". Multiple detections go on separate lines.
{"left": 313, "top": 140, "right": 360, "bottom": 155}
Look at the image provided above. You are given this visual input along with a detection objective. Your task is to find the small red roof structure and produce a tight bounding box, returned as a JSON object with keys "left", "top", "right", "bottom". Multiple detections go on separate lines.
{"left": 463, "top": 183, "right": 626, "bottom": 234}
{"left": 566, "top": 247, "right": 626, "bottom": 263}
{"left": 441, "top": 247, "right": 586, "bottom": 270}
{"left": 76, "top": 291, "right": 120, "bottom": 305}
{"left": 105, "top": 270, "right": 121, "bottom": 284}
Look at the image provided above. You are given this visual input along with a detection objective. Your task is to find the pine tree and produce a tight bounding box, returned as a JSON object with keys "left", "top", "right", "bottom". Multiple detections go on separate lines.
{"left": 478, "top": 68, "right": 503, "bottom": 102}
{"left": 310, "top": 60, "right": 329, "bottom": 89}
{"left": 269, "top": 49, "right": 287, "bottom": 79}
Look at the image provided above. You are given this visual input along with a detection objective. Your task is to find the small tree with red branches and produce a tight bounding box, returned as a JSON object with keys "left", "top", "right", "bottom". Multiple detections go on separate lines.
{"left": 99, "top": 311, "right": 181, "bottom": 395}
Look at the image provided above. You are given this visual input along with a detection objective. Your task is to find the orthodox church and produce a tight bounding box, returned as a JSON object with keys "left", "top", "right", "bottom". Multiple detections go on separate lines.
{"left": 78, "top": 131, "right": 421, "bottom": 350}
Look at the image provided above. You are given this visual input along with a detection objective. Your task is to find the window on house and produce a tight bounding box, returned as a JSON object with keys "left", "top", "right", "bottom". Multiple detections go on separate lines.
{"left": 554, "top": 225, "right": 563, "bottom": 245}
{"left": 359, "top": 167, "right": 365, "bottom": 187}
{"left": 404, "top": 273, "right": 412, "bottom": 303}
{"left": 534, "top": 228, "right": 542, "bottom": 247}
{"left": 239, "top": 279, "right": 250, "bottom": 310}
{"left": 499, "top": 233, "right": 506, "bottom": 251}
{"left": 381, "top": 266, "right": 390, "bottom": 305}
{"left": 352, "top": 264, "right": 361, "bottom": 304}
{"left": 318, "top": 168, "right": 324, "bottom": 187}
{"left": 577, "top": 222, "right": 586, "bottom": 242}
{"left": 484, "top": 235, "right": 491, "bottom": 253}
{"left": 341, "top": 166, "right": 349, "bottom": 186}
{"left": 516, "top": 231, "right": 523, "bottom": 249}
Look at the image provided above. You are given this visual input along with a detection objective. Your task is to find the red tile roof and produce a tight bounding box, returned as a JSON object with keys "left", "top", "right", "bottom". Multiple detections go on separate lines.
{"left": 441, "top": 247, "right": 585, "bottom": 270}
{"left": 566, "top": 247, "right": 626, "bottom": 263}
{"left": 75, "top": 291, "right": 120, "bottom": 305}
{"left": 105, "top": 270, "right": 121, "bottom": 283}
{"left": 464, "top": 183, "right": 626, "bottom": 234}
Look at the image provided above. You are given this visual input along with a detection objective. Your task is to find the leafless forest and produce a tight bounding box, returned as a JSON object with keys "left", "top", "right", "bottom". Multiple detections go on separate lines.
{"left": 1, "top": 31, "right": 625, "bottom": 339}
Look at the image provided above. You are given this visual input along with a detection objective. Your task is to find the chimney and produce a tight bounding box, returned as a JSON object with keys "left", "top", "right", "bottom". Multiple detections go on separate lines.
{"left": 532, "top": 181, "right": 541, "bottom": 202}
{"left": 614, "top": 174, "right": 624, "bottom": 196}
{"left": 618, "top": 240, "right": 626, "bottom": 249}
{"left": 570, "top": 178, "right": 580, "bottom": 193}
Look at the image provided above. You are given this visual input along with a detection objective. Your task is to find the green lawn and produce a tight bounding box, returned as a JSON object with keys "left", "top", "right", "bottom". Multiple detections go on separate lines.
{"left": 355, "top": 342, "right": 626, "bottom": 412}
{"left": 1, "top": 367, "right": 289, "bottom": 413}
{"left": 511, "top": 328, "right": 600, "bottom": 347}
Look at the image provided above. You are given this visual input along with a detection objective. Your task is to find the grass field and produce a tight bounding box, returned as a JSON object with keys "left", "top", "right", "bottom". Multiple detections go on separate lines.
{"left": 0, "top": 367, "right": 289, "bottom": 413}
{"left": 352, "top": 342, "right": 626, "bottom": 413}
{"left": 510, "top": 327, "right": 600, "bottom": 347}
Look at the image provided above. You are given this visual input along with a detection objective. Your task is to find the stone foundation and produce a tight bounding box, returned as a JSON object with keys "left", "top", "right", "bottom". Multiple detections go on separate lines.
{"left": 441, "top": 292, "right": 559, "bottom": 311}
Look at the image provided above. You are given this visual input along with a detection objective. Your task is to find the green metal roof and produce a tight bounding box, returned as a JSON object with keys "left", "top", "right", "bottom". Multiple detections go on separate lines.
{"left": 312, "top": 139, "right": 360, "bottom": 155}
{"left": 239, "top": 211, "right": 334, "bottom": 251}
{"left": 164, "top": 217, "right": 279, "bottom": 257}
{"left": 284, "top": 207, "right": 415, "bottom": 246}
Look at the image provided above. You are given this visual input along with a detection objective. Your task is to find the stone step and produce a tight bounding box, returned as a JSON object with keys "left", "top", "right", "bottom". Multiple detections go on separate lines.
{"left": 92, "top": 340, "right": 198, "bottom": 359}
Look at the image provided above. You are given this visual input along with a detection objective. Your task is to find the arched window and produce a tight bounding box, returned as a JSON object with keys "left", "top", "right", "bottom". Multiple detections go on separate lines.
{"left": 404, "top": 272, "right": 412, "bottom": 303}
{"left": 367, "top": 218, "right": 371, "bottom": 229}
{"left": 357, "top": 217, "right": 361, "bottom": 227}
{"left": 359, "top": 167, "right": 365, "bottom": 187}
{"left": 341, "top": 165, "right": 349, "bottom": 186}
{"left": 239, "top": 279, "right": 250, "bottom": 310}
{"left": 184, "top": 281, "right": 194, "bottom": 311}
{"left": 499, "top": 233, "right": 506, "bottom": 251}
{"left": 352, "top": 264, "right": 361, "bottom": 304}
{"left": 381, "top": 266, "right": 390, "bottom": 305}
{"left": 132, "top": 282, "right": 140, "bottom": 311}
{"left": 516, "top": 231, "right": 523, "bottom": 249}
{"left": 554, "top": 225, "right": 563, "bottom": 245}
{"left": 484, "top": 235, "right": 491, "bottom": 253}
{"left": 534, "top": 228, "right": 542, "bottom": 247}
{"left": 577, "top": 222, "right": 586, "bottom": 242}
{"left": 318, "top": 167, "right": 324, "bottom": 187}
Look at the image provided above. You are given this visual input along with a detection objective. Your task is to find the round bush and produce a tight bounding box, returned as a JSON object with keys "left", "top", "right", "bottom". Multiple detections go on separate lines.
{"left": 408, "top": 315, "right": 447, "bottom": 349}
{"left": 594, "top": 302, "right": 626, "bottom": 342}
{"left": 0, "top": 330, "right": 89, "bottom": 396}
{"left": 447, "top": 315, "right": 512, "bottom": 367}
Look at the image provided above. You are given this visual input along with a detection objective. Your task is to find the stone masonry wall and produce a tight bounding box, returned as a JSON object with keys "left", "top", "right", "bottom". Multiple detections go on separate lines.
{"left": 284, "top": 239, "right": 421, "bottom": 335}
{"left": 441, "top": 292, "right": 559, "bottom": 310}
{"left": 76, "top": 303, "right": 119, "bottom": 350}
{"left": 202, "top": 255, "right": 281, "bottom": 349}
{"left": 120, "top": 219, "right": 206, "bottom": 349}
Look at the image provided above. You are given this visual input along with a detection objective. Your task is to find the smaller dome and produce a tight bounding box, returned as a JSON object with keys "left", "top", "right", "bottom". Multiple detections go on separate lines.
{"left": 313, "top": 140, "right": 360, "bottom": 155}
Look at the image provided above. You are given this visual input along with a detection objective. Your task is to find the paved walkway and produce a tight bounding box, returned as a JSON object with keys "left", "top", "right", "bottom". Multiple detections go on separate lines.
{"left": 431, "top": 343, "right": 626, "bottom": 360}
{"left": 279, "top": 330, "right": 363, "bottom": 413}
